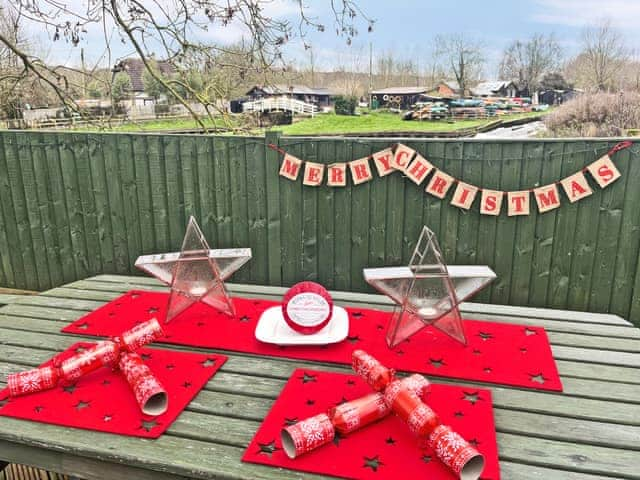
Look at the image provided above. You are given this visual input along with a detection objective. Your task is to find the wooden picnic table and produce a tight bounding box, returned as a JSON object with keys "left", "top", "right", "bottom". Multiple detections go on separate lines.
{"left": 0, "top": 274, "right": 638, "bottom": 480}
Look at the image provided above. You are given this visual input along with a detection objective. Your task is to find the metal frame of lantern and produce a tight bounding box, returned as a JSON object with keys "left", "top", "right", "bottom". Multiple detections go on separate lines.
{"left": 135, "top": 216, "right": 252, "bottom": 323}
{"left": 363, "top": 226, "right": 496, "bottom": 348}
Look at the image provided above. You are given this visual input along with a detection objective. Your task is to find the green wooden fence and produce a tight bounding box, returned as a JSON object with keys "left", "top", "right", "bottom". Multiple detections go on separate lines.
{"left": 1, "top": 130, "right": 639, "bottom": 324}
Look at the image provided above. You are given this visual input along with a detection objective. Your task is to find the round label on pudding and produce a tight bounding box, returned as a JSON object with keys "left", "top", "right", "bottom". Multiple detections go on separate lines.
{"left": 286, "top": 293, "right": 331, "bottom": 327}
{"left": 281, "top": 281, "right": 334, "bottom": 335}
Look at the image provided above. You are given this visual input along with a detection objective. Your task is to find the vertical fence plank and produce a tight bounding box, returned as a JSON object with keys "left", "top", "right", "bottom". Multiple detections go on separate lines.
{"left": 490, "top": 142, "right": 522, "bottom": 304}
{"left": 246, "top": 138, "right": 268, "bottom": 283}
{"left": 16, "top": 132, "right": 51, "bottom": 290}
{"left": 439, "top": 141, "right": 463, "bottom": 263}
{"left": 116, "top": 134, "right": 141, "bottom": 273}
{"left": 455, "top": 142, "right": 483, "bottom": 266}
{"left": 73, "top": 133, "right": 102, "bottom": 277}
{"left": 131, "top": 134, "right": 155, "bottom": 255}
{"left": 368, "top": 142, "right": 388, "bottom": 269}
{"left": 146, "top": 135, "right": 169, "bottom": 253}
{"left": 422, "top": 142, "right": 445, "bottom": 239}
{"left": 474, "top": 142, "right": 501, "bottom": 303}
{"left": 31, "top": 131, "right": 62, "bottom": 287}
{"left": 212, "top": 137, "right": 232, "bottom": 247}
{"left": 384, "top": 146, "right": 405, "bottom": 268}
{"left": 180, "top": 136, "right": 198, "bottom": 221}
{"left": 612, "top": 147, "right": 640, "bottom": 320}
{"left": 400, "top": 141, "right": 425, "bottom": 263}
{"left": 102, "top": 134, "right": 129, "bottom": 273}
{"left": 0, "top": 133, "right": 23, "bottom": 288}
{"left": 194, "top": 135, "right": 215, "bottom": 246}
{"left": 351, "top": 141, "right": 372, "bottom": 291}
{"left": 566, "top": 142, "right": 601, "bottom": 311}
{"left": 528, "top": 142, "right": 563, "bottom": 307}
{"left": 509, "top": 142, "right": 542, "bottom": 305}
{"left": 332, "top": 139, "right": 352, "bottom": 291}
{"left": 43, "top": 132, "right": 76, "bottom": 283}
{"left": 300, "top": 140, "right": 319, "bottom": 282}
{"left": 264, "top": 132, "right": 282, "bottom": 285}
{"left": 229, "top": 136, "right": 250, "bottom": 283}
{"left": 88, "top": 133, "right": 116, "bottom": 273}
{"left": 316, "top": 139, "right": 336, "bottom": 289}
{"left": 163, "top": 135, "right": 184, "bottom": 249}
{"left": 588, "top": 141, "right": 626, "bottom": 312}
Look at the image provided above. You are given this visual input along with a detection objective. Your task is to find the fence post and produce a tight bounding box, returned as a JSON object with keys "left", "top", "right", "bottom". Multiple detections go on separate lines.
{"left": 264, "top": 131, "right": 283, "bottom": 285}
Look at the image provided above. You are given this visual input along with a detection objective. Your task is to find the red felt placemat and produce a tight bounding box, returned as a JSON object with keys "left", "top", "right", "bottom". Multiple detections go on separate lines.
{"left": 62, "top": 290, "right": 562, "bottom": 392}
{"left": 0, "top": 342, "right": 226, "bottom": 438}
{"left": 243, "top": 368, "right": 500, "bottom": 480}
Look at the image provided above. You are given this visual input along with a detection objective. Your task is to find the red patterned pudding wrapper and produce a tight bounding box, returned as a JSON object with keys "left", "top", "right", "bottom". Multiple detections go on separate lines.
{"left": 114, "top": 317, "right": 164, "bottom": 352}
{"left": 118, "top": 352, "right": 168, "bottom": 416}
{"left": 329, "top": 392, "right": 390, "bottom": 434}
{"left": 281, "top": 413, "right": 335, "bottom": 458}
{"left": 352, "top": 349, "right": 394, "bottom": 391}
{"left": 281, "top": 282, "right": 333, "bottom": 334}
{"left": 428, "top": 424, "right": 485, "bottom": 480}
{"left": 384, "top": 380, "right": 440, "bottom": 437}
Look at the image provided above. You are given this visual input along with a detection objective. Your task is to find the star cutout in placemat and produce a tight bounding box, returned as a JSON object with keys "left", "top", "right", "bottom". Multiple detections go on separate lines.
{"left": 135, "top": 216, "right": 251, "bottom": 322}
{"left": 363, "top": 455, "right": 383, "bottom": 472}
{"left": 257, "top": 440, "right": 280, "bottom": 457}
{"left": 363, "top": 226, "right": 496, "bottom": 347}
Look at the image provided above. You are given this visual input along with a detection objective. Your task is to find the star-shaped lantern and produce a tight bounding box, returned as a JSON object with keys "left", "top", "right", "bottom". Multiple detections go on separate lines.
{"left": 135, "top": 216, "right": 251, "bottom": 322}
{"left": 363, "top": 226, "right": 495, "bottom": 347}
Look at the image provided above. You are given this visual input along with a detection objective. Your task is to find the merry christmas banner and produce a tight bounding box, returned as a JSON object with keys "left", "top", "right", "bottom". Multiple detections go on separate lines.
{"left": 273, "top": 141, "right": 632, "bottom": 217}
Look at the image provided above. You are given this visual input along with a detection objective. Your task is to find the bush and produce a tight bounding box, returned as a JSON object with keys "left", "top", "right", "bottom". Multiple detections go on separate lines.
{"left": 334, "top": 95, "right": 357, "bottom": 115}
{"left": 544, "top": 92, "right": 640, "bottom": 137}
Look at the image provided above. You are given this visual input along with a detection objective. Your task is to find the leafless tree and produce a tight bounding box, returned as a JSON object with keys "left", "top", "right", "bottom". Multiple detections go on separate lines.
{"left": 499, "top": 33, "right": 562, "bottom": 94}
{"left": 435, "top": 34, "right": 484, "bottom": 96}
{"left": 0, "top": 0, "right": 372, "bottom": 128}
{"left": 579, "top": 19, "right": 627, "bottom": 92}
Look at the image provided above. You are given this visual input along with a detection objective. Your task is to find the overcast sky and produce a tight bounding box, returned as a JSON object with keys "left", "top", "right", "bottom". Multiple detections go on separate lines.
{"left": 34, "top": 0, "right": 640, "bottom": 76}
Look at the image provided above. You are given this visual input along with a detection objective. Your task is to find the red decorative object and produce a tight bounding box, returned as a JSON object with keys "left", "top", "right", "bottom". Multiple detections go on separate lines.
{"left": 243, "top": 368, "right": 500, "bottom": 480}
{"left": 352, "top": 349, "right": 394, "bottom": 391}
{"left": 382, "top": 379, "right": 440, "bottom": 438}
{"left": 281, "top": 281, "right": 333, "bottom": 334}
{"left": 118, "top": 352, "right": 168, "bottom": 416}
{"left": 0, "top": 343, "right": 226, "bottom": 438}
{"left": 429, "top": 425, "right": 485, "bottom": 479}
{"left": 329, "top": 375, "right": 430, "bottom": 436}
{"left": 62, "top": 290, "right": 563, "bottom": 392}
{"left": 281, "top": 413, "right": 335, "bottom": 458}
{"left": 8, "top": 318, "right": 163, "bottom": 398}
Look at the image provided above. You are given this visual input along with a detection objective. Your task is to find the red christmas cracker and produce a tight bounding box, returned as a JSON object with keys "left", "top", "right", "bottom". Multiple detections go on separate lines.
{"left": 352, "top": 349, "right": 394, "bottom": 391}
{"left": 118, "top": 352, "right": 168, "bottom": 416}
{"left": 281, "top": 413, "right": 335, "bottom": 458}
{"left": 428, "top": 425, "right": 485, "bottom": 480}
{"left": 352, "top": 350, "right": 485, "bottom": 480}
{"left": 282, "top": 374, "right": 431, "bottom": 457}
{"left": 7, "top": 318, "right": 164, "bottom": 397}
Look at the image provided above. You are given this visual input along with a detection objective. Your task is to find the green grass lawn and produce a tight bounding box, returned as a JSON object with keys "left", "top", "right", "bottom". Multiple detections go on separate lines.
{"left": 269, "top": 111, "right": 545, "bottom": 136}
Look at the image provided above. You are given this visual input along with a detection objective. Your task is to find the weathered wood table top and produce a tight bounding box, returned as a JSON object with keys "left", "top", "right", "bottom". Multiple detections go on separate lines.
{"left": 0, "top": 275, "right": 638, "bottom": 480}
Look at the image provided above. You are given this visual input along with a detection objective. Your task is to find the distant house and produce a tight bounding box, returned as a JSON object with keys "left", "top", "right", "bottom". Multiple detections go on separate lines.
{"left": 370, "top": 86, "right": 429, "bottom": 109}
{"left": 471, "top": 81, "right": 518, "bottom": 98}
{"left": 246, "top": 85, "right": 333, "bottom": 108}
{"left": 426, "top": 81, "right": 461, "bottom": 98}
{"left": 112, "top": 58, "right": 175, "bottom": 105}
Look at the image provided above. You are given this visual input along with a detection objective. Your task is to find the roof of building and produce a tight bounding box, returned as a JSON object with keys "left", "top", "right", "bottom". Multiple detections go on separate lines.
{"left": 248, "top": 84, "right": 332, "bottom": 96}
{"left": 370, "top": 86, "right": 429, "bottom": 95}
{"left": 114, "top": 58, "right": 175, "bottom": 92}
{"left": 471, "top": 80, "right": 516, "bottom": 96}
